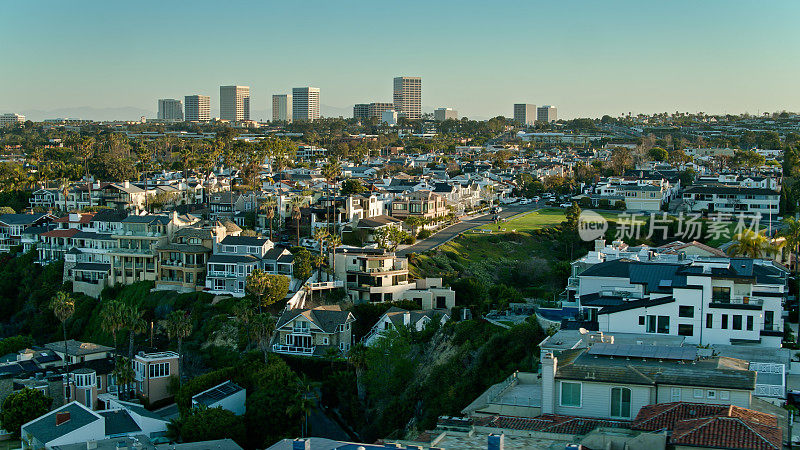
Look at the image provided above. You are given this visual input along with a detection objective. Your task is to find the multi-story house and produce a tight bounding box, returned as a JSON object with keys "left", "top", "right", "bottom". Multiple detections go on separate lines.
{"left": 539, "top": 345, "right": 756, "bottom": 421}
{"left": 132, "top": 351, "right": 179, "bottom": 405}
{"left": 205, "top": 235, "right": 294, "bottom": 296}
{"left": 272, "top": 305, "right": 355, "bottom": 357}
{"left": 332, "top": 248, "right": 411, "bottom": 303}
{"left": 682, "top": 185, "right": 780, "bottom": 217}
{"left": 209, "top": 191, "right": 258, "bottom": 219}
{"left": 108, "top": 213, "right": 199, "bottom": 286}
{"left": 390, "top": 190, "right": 449, "bottom": 221}
{"left": 155, "top": 222, "right": 229, "bottom": 293}
{"left": 574, "top": 257, "right": 787, "bottom": 348}
{"left": 0, "top": 213, "right": 54, "bottom": 252}
{"left": 30, "top": 188, "right": 61, "bottom": 210}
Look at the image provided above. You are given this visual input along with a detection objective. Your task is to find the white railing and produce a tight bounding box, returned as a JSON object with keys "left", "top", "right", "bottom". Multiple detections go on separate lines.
{"left": 308, "top": 280, "right": 344, "bottom": 290}
{"left": 272, "top": 344, "right": 315, "bottom": 355}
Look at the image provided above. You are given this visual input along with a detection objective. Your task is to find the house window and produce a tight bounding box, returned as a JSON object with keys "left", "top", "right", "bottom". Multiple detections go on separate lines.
{"left": 560, "top": 382, "right": 581, "bottom": 407}
{"left": 148, "top": 362, "right": 170, "bottom": 378}
{"left": 646, "top": 315, "right": 670, "bottom": 334}
{"left": 693, "top": 389, "right": 703, "bottom": 398}
{"left": 720, "top": 391, "right": 730, "bottom": 400}
{"left": 678, "top": 306, "right": 694, "bottom": 318}
{"left": 610, "top": 387, "right": 631, "bottom": 418}
{"left": 721, "top": 315, "right": 728, "bottom": 329}
{"left": 732, "top": 315, "right": 742, "bottom": 330}
{"left": 436, "top": 296, "right": 447, "bottom": 309}
{"left": 706, "top": 313, "right": 713, "bottom": 328}
{"left": 638, "top": 316, "right": 645, "bottom": 325}
{"left": 712, "top": 287, "right": 731, "bottom": 303}
{"left": 746, "top": 316, "right": 754, "bottom": 331}
{"left": 678, "top": 324, "right": 694, "bottom": 336}
{"left": 707, "top": 390, "right": 716, "bottom": 399}
{"left": 671, "top": 387, "right": 681, "bottom": 402}
{"left": 97, "top": 377, "right": 102, "bottom": 390}
{"left": 322, "top": 337, "right": 329, "bottom": 345}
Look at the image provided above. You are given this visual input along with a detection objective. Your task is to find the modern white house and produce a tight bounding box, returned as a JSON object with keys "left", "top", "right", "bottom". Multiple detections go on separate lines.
{"left": 192, "top": 380, "right": 246, "bottom": 416}
{"left": 682, "top": 185, "right": 780, "bottom": 217}
{"left": 363, "top": 307, "right": 450, "bottom": 346}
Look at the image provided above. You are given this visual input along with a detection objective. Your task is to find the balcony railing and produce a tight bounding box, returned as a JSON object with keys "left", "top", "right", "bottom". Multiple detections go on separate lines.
{"left": 272, "top": 344, "right": 315, "bottom": 355}
{"left": 291, "top": 327, "right": 311, "bottom": 335}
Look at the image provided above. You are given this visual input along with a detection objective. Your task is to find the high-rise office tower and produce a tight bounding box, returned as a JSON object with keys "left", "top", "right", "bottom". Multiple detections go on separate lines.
{"left": 292, "top": 87, "right": 320, "bottom": 121}
{"left": 184, "top": 95, "right": 210, "bottom": 122}
{"left": 434, "top": 108, "right": 458, "bottom": 122}
{"left": 537, "top": 105, "right": 558, "bottom": 123}
{"left": 272, "top": 94, "right": 293, "bottom": 122}
{"left": 220, "top": 85, "right": 250, "bottom": 122}
{"left": 157, "top": 99, "right": 184, "bottom": 121}
{"left": 393, "top": 76, "right": 422, "bottom": 119}
{"left": 514, "top": 104, "right": 537, "bottom": 126}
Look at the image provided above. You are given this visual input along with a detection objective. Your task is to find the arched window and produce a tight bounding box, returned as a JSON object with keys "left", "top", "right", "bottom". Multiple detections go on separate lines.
{"left": 611, "top": 387, "right": 631, "bottom": 418}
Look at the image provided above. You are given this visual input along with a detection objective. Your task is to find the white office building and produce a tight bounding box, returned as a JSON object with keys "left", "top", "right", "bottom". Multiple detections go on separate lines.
{"left": 382, "top": 109, "right": 398, "bottom": 126}
{"left": 514, "top": 104, "right": 536, "bottom": 126}
{"left": 393, "top": 76, "right": 422, "bottom": 120}
{"left": 272, "top": 94, "right": 293, "bottom": 123}
{"left": 292, "top": 87, "right": 320, "bottom": 122}
{"left": 0, "top": 113, "right": 25, "bottom": 126}
{"left": 184, "top": 95, "right": 210, "bottom": 122}
{"left": 220, "top": 85, "right": 250, "bottom": 122}
{"left": 157, "top": 99, "right": 184, "bottom": 121}
{"left": 434, "top": 108, "right": 458, "bottom": 122}
{"left": 537, "top": 105, "right": 557, "bottom": 123}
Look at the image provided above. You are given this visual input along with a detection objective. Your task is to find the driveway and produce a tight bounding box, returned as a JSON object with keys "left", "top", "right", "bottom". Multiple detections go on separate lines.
{"left": 396, "top": 202, "right": 542, "bottom": 256}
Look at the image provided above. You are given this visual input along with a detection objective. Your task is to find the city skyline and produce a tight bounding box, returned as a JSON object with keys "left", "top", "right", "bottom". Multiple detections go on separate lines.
{"left": 2, "top": 1, "right": 800, "bottom": 121}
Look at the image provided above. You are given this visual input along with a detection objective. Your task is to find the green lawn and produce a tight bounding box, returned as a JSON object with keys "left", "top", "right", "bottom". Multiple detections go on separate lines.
{"left": 475, "top": 208, "right": 626, "bottom": 233}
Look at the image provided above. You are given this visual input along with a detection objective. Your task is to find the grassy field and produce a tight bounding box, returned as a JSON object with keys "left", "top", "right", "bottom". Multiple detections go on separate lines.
{"left": 475, "top": 208, "right": 627, "bottom": 233}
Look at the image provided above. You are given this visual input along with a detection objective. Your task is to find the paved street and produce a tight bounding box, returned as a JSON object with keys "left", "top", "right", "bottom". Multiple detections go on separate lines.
{"left": 396, "top": 202, "right": 542, "bottom": 256}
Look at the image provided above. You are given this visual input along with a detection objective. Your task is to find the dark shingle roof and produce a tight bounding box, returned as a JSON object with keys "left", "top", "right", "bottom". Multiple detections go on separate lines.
{"left": 99, "top": 409, "right": 142, "bottom": 436}
{"left": 22, "top": 403, "right": 101, "bottom": 444}
{"left": 276, "top": 306, "right": 354, "bottom": 334}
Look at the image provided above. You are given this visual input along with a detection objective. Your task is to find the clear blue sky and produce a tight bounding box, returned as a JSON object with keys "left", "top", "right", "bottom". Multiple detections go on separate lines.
{"left": 2, "top": 1, "right": 799, "bottom": 121}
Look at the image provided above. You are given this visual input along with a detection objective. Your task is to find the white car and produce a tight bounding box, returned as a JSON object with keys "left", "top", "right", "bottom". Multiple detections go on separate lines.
{"left": 531, "top": 196, "right": 541, "bottom": 202}
{"left": 559, "top": 202, "right": 573, "bottom": 208}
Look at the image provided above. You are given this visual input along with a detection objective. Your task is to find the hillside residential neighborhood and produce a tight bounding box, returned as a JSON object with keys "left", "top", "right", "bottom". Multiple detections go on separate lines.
{"left": 2, "top": 3, "right": 800, "bottom": 448}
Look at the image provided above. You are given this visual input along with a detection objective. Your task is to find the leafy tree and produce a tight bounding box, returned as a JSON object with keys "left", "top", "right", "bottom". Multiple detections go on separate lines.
{"left": 1, "top": 388, "right": 52, "bottom": 438}
{"left": 647, "top": 147, "right": 668, "bottom": 162}
{"left": 0, "top": 335, "right": 34, "bottom": 356}
{"left": 340, "top": 178, "right": 366, "bottom": 196}
{"left": 250, "top": 313, "right": 276, "bottom": 363}
{"left": 0, "top": 206, "right": 15, "bottom": 214}
{"left": 180, "top": 406, "right": 246, "bottom": 445}
{"left": 292, "top": 248, "right": 313, "bottom": 281}
{"left": 246, "top": 269, "right": 290, "bottom": 310}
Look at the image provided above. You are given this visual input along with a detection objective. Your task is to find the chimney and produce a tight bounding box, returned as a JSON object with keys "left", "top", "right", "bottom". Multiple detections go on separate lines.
{"left": 404, "top": 311, "right": 411, "bottom": 326}
{"left": 594, "top": 238, "right": 606, "bottom": 252}
{"left": 291, "top": 439, "right": 311, "bottom": 450}
{"left": 488, "top": 433, "right": 505, "bottom": 450}
{"left": 123, "top": 180, "right": 130, "bottom": 188}
{"left": 55, "top": 411, "right": 71, "bottom": 426}
{"left": 541, "top": 353, "right": 557, "bottom": 414}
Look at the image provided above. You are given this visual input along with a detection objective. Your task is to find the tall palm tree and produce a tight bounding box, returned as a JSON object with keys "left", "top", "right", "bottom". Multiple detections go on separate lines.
{"left": 100, "top": 300, "right": 127, "bottom": 358}
{"left": 321, "top": 160, "right": 341, "bottom": 233}
{"left": 287, "top": 375, "right": 315, "bottom": 437}
{"left": 250, "top": 313, "right": 276, "bottom": 363}
{"left": 164, "top": 310, "right": 193, "bottom": 382}
{"left": 347, "top": 343, "right": 369, "bottom": 401}
{"left": 124, "top": 305, "right": 147, "bottom": 362}
{"left": 291, "top": 198, "right": 304, "bottom": 246}
{"left": 50, "top": 291, "right": 75, "bottom": 405}
{"left": 327, "top": 234, "right": 341, "bottom": 278}
{"left": 780, "top": 217, "right": 800, "bottom": 274}
{"left": 259, "top": 197, "right": 277, "bottom": 240}
{"left": 313, "top": 227, "right": 329, "bottom": 255}
{"left": 60, "top": 178, "right": 70, "bottom": 213}
{"left": 113, "top": 357, "right": 135, "bottom": 401}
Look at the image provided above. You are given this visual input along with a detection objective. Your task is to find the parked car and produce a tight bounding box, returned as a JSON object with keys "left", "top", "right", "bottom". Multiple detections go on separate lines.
{"left": 531, "top": 196, "right": 541, "bottom": 202}
{"left": 559, "top": 202, "right": 573, "bottom": 208}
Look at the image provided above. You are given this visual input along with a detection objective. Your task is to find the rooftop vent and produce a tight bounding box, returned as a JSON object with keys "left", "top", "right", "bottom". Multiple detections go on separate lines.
{"left": 55, "top": 411, "right": 71, "bottom": 426}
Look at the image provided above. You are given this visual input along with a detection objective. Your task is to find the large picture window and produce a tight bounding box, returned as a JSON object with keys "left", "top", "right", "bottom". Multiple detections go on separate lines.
{"left": 560, "top": 382, "right": 581, "bottom": 407}
{"left": 611, "top": 387, "right": 631, "bottom": 418}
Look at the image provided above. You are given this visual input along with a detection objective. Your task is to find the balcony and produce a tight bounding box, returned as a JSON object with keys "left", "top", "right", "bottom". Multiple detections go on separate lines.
{"left": 272, "top": 344, "right": 315, "bottom": 355}
{"left": 291, "top": 327, "right": 311, "bottom": 335}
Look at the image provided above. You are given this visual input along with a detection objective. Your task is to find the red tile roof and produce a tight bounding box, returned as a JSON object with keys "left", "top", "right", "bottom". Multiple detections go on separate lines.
{"left": 633, "top": 402, "right": 778, "bottom": 432}
{"left": 671, "top": 416, "right": 782, "bottom": 450}
{"left": 41, "top": 228, "right": 80, "bottom": 238}
{"left": 478, "top": 414, "right": 630, "bottom": 435}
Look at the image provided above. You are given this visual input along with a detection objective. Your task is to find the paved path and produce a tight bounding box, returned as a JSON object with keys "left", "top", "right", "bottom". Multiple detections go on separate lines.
{"left": 396, "top": 202, "right": 543, "bottom": 256}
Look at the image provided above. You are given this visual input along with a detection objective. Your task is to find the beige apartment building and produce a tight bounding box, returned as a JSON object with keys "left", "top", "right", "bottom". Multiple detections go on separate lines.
{"left": 220, "top": 85, "right": 250, "bottom": 122}
{"left": 393, "top": 76, "right": 421, "bottom": 119}
{"left": 390, "top": 190, "right": 448, "bottom": 220}
{"left": 133, "top": 351, "right": 180, "bottom": 405}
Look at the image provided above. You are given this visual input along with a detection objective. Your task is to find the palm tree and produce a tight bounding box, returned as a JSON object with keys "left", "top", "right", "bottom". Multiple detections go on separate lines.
{"left": 50, "top": 291, "right": 75, "bottom": 405}
{"left": 113, "top": 357, "right": 135, "bottom": 400}
{"left": 347, "top": 343, "right": 369, "bottom": 401}
{"left": 250, "top": 313, "right": 276, "bottom": 363}
{"left": 100, "top": 300, "right": 127, "bottom": 358}
{"left": 260, "top": 197, "right": 277, "bottom": 240}
{"left": 291, "top": 198, "right": 304, "bottom": 246}
{"left": 327, "top": 234, "right": 341, "bottom": 277}
{"left": 164, "top": 310, "right": 193, "bottom": 382}
{"left": 727, "top": 229, "right": 781, "bottom": 259}
{"left": 321, "top": 160, "right": 341, "bottom": 233}
{"left": 124, "top": 305, "right": 147, "bottom": 362}
{"left": 60, "top": 178, "right": 70, "bottom": 213}
{"left": 780, "top": 217, "right": 800, "bottom": 274}
{"left": 287, "top": 375, "right": 315, "bottom": 437}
